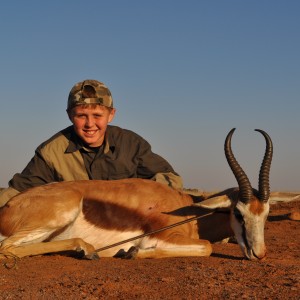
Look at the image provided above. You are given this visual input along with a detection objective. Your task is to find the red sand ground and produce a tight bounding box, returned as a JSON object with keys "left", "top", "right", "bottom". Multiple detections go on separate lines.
{"left": 0, "top": 200, "right": 299, "bottom": 299}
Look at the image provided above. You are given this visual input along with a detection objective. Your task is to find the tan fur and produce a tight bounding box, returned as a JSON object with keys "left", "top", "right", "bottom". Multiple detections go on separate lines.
{"left": 249, "top": 198, "right": 264, "bottom": 215}
{"left": 0, "top": 179, "right": 219, "bottom": 260}
{"left": 0, "top": 179, "right": 271, "bottom": 260}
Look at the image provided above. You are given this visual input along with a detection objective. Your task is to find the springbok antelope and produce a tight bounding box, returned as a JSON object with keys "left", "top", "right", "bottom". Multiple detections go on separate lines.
{"left": 0, "top": 128, "right": 273, "bottom": 261}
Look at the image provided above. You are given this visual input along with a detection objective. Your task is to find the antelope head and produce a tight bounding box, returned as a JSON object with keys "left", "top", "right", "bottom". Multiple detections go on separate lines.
{"left": 197, "top": 128, "right": 273, "bottom": 260}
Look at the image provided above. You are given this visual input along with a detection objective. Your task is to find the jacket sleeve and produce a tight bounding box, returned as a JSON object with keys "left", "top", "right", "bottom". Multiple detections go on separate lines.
{"left": 151, "top": 172, "right": 183, "bottom": 190}
{"left": 0, "top": 187, "right": 20, "bottom": 207}
{"left": 8, "top": 149, "right": 56, "bottom": 193}
{"left": 135, "top": 136, "right": 183, "bottom": 189}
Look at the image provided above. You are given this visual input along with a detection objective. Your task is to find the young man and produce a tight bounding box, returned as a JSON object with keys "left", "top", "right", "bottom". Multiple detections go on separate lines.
{"left": 0, "top": 80, "right": 182, "bottom": 206}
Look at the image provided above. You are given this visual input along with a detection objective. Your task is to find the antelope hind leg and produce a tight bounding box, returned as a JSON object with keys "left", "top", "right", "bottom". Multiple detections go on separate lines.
{"left": 0, "top": 238, "right": 99, "bottom": 260}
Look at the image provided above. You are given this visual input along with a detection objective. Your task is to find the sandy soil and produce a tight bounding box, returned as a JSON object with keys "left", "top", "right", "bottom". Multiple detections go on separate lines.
{"left": 0, "top": 200, "right": 299, "bottom": 299}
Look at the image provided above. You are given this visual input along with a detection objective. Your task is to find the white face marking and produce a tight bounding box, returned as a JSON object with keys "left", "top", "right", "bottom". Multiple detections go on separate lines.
{"left": 231, "top": 201, "right": 269, "bottom": 260}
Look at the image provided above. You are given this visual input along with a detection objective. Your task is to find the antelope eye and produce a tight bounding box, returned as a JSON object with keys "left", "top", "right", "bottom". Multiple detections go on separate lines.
{"left": 234, "top": 208, "right": 244, "bottom": 223}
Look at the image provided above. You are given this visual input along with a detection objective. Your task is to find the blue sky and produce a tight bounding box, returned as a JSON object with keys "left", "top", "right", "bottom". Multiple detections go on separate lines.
{"left": 1, "top": 1, "right": 299, "bottom": 191}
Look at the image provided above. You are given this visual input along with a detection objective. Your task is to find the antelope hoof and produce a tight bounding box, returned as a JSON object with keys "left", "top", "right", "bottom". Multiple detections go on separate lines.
{"left": 123, "top": 246, "right": 139, "bottom": 259}
{"left": 85, "top": 252, "right": 100, "bottom": 260}
{"left": 73, "top": 248, "right": 99, "bottom": 260}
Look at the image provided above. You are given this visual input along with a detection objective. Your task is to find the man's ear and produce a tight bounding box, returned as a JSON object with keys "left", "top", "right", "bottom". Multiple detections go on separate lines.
{"left": 108, "top": 108, "right": 116, "bottom": 123}
{"left": 67, "top": 109, "right": 73, "bottom": 123}
{"left": 193, "top": 195, "right": 232, "bottom": 210}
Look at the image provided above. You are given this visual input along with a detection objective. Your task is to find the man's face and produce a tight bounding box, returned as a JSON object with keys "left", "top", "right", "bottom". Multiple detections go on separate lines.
{"left": 69, "top": 105, "right": 116, "bottom": 147}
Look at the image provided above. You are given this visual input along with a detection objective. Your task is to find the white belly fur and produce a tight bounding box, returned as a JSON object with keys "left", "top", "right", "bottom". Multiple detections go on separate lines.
{"left": 50, "top": 213, "right": 156, "bottom": 256}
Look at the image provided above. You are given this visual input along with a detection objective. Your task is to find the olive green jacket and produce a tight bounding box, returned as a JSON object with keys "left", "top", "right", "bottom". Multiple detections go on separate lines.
{"left": 0, "top": 125, "right": 182, "bottom": 206}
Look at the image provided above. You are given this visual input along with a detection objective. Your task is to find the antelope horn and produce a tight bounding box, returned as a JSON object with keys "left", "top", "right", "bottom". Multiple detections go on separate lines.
{"left": 255, "top": 129, "right": 273, "bottom": 202}
{"left": 225, "top": 128, "right": 253, "bottom": 203}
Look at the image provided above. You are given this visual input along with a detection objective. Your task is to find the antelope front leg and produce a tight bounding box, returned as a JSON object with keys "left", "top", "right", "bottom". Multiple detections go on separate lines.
{"left": 131, "top": 236, "right": 212, "bottom": 259}
{"left": 0, "top": 238, "right": 99, "bottom": 260}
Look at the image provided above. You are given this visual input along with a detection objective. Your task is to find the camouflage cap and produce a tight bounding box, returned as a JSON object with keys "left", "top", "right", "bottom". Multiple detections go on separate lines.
{"left": 67, "top": 79, "right": 114, "bottom": 110}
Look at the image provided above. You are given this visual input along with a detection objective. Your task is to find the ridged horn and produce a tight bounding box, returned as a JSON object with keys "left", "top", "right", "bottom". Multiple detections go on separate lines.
{"left": 224, "top": 128, "right": 253, "bottom": 203}
{"left": 255, "top": 129, "right": 273, "bottom": 202}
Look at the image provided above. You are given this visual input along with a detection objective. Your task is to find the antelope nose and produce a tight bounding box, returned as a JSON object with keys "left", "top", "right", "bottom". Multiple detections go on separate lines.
{"left": 253, "top": 246, "right": 267, "bottom": 260}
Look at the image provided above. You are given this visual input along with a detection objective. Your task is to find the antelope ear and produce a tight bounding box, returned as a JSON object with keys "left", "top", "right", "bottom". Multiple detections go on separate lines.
{"left": 193, "top": 195, "right": 232, "bottom": 210}
{"left": 269, "top": 192, "right": 300, "bottom": 204}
